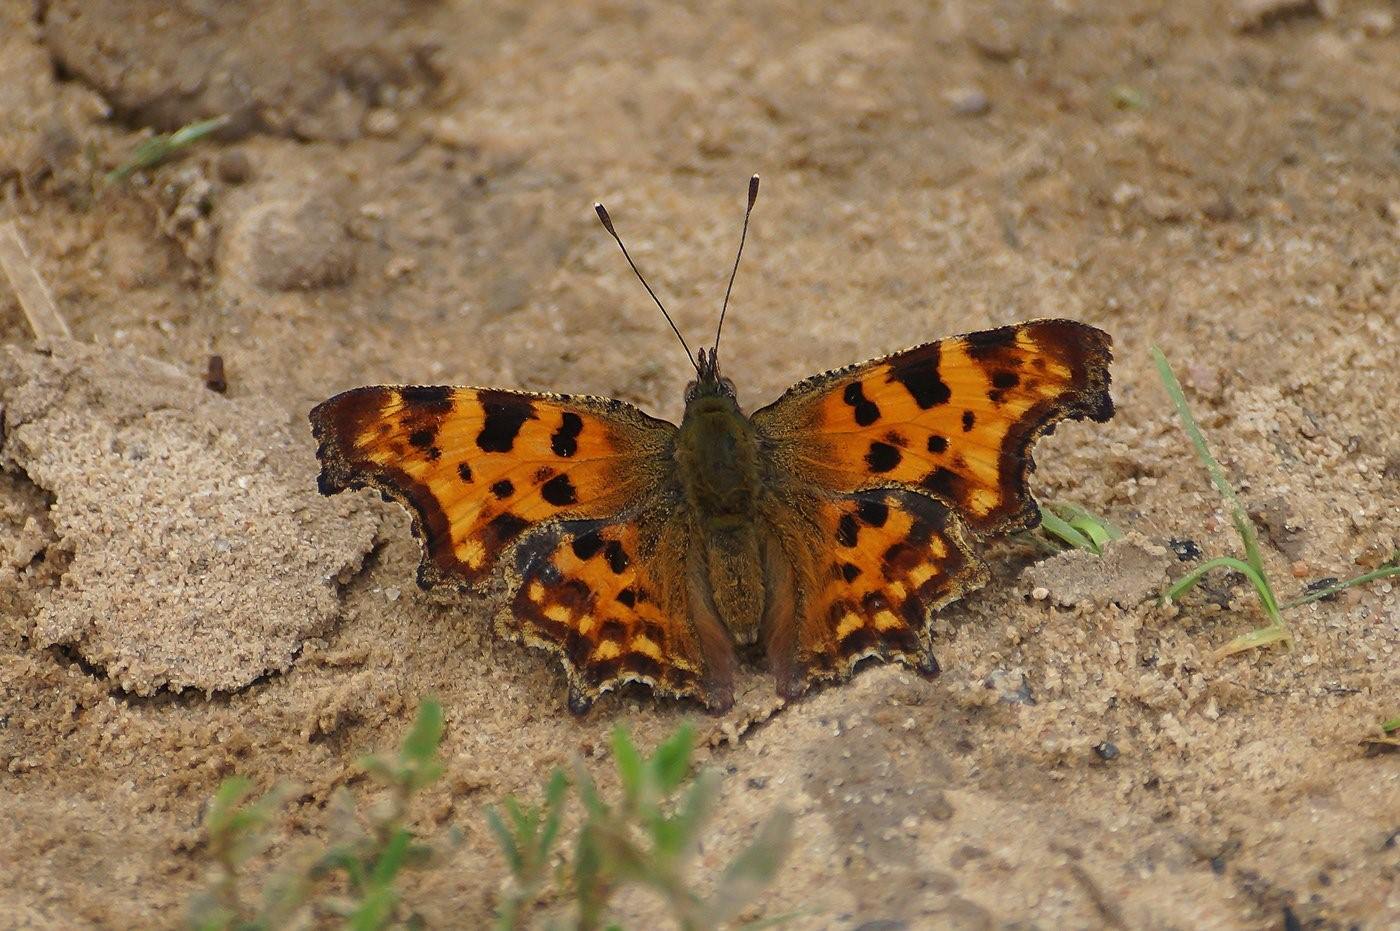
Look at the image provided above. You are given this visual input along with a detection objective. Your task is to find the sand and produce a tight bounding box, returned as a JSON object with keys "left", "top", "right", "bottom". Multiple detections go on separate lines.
{"left": 1, "top": 1, "right": 1397, "bottom": 928}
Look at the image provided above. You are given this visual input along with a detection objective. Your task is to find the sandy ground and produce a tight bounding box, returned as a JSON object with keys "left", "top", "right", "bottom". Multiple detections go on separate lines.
{"left": 1, "top": 1, "right": 1398, "bottom": 928}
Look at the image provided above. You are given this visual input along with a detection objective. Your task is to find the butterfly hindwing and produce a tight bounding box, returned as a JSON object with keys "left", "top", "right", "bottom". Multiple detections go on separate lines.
{"left": 311, "top": 386, "right": 674, "bottom": 590}
{"left": 765, "top": 488, "right": 986, "bottom": 697}
{"left": 753, "top": 319, "right": 1113, "bottom": 535}
{"left": 509, "top": 515, "right": 735, "bottom": 712}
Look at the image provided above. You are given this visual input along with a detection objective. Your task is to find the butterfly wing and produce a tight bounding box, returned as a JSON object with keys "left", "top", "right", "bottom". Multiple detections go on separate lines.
{"left": 753, "top": 319, "right": 1113, "bottom": 534}
{"left": 761, "top": 487, "right": 987, "bottom": 697}
{"left": 311, "top": 386, "right": 735, "bottom": 710}
{"left": 753, "top": 319, "right": 1113, "bottom": 693}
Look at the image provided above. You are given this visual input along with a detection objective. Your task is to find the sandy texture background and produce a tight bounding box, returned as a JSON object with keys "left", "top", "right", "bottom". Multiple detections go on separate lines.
{"left": 1, "top": 1, "right": 1397, "bottom": 928}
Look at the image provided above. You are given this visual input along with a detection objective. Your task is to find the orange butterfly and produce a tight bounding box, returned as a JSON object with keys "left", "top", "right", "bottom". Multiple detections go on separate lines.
{"left": 311, "top": 177, "right": 1113, "bottom": 713}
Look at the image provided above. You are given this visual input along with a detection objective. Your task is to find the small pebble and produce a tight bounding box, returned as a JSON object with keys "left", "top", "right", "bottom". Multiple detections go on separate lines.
{"left": 1169, "top": 538, "right": 1203, "bottom": 562}
{"left": 364, "top": 108, "right": 401, "bottom": 137}
{"left": 1290, "top": 560, "right": 1310, "bottom": 578}
{"left": 1094, "top": 741, "right": 1119, "bottom": 761}
{"left": 216, "top": 150, "right": 252, "bottom": 185}
{"left": 947, "top": 87, "right": 991, "bottom": 117}
{"left": 1031, "top": 586, "right": 1050, "bottom": 601}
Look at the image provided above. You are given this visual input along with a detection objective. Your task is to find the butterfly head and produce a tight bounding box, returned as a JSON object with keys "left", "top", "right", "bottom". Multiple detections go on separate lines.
{"left": 686, "top": 346, "right": 737, "bottom": 402}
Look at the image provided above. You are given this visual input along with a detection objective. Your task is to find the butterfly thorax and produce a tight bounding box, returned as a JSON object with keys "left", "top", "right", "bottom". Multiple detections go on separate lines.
{"left": 674, "top": 390, "right": 760, "bottom": 533}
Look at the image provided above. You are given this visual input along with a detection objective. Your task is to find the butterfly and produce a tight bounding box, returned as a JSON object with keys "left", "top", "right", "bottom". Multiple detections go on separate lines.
{"left": 310, "top": 176, "right": 1113, "bottom": 714}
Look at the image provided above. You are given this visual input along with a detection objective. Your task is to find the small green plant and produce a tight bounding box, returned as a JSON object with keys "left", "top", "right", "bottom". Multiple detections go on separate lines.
{"left": 1030, "top": 501, "right": 1123, "bottom": 555}
{"left": 1152, "top": 348, "right": 1400, "bottom": 658}
{"left": 107, "top": 114, "right": 230, "bottom": 183}
{"left": 188, "top": 699, "right": 446, "bottom": 931}
{"left": 490, "top": 724, "right": 795, "bottom": 931}
{"left": 313, "top": 699, "right": 445, "bottom": 929}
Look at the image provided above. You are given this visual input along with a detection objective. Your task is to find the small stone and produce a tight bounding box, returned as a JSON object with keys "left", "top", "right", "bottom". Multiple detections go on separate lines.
{"left": 1359, "top": 9, "right": 1395, "bottom": 37}
{"left": 1290, "top": 560, "right": 1310, "bottom": 578}
{"left": 385, "top": 255, "right": 418, "bottom": 280}
{"left": 1168, "top": 538, "right": 1203, "bottom": 562}
{"left": 1031, "top": 586, "right": 1050, "bottom": 601}
{"left": 364, "top": 108, "right": 401, "bottom": 137}
{"left": 215, "top": 150, "right": 252, "bottom": 184}
{"left": 1094, "top": 741, "right": 1119, "bottom": 761}
{"left": 223, "top": 194, "right": 356, "bottom": 291}
{"left": 946, "top": 87, "right": 991, "bottom": 117}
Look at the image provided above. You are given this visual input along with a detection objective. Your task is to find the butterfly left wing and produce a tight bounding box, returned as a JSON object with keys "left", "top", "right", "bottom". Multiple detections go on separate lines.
{"left": 311, "top": 386, "right": 737, "bottom": 711}
{"left": 753, "top": 319, "right": 1113, "bottom": 695}
{"left": 754, "top": 318, "right": 1113, "bottom": 534}
{"left": 761, "top": 486, "right": 987, "bottom": 697}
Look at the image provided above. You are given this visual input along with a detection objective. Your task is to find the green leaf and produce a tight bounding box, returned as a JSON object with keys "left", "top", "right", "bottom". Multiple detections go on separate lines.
{"left": 401, "top": 699, "right": 445, "bottom": 766}
{"left": 1382, "top": 716, "right": 1400, "bottom": 735}
{"left": 611, "top": 727, "right": 645, "bottom": 810}
{"left": 485, "top": 806, "right": 524, "bottom": 875}
{"left": 371, "top": 827, "right": 413, "bottom": 886}
{"left": 205, "top": 776, "right": 254, "bottom": 836}
{"left": 706, "top": 809, "right": 795, "bottom": 924}
{"left": 536, "top": 769, "right": 569, "bottom": 863}
{"left": 647, "top": 723, "right": 695, "bottom": 795}
{"left": 348, "top": 885, "right": 398, "bottom": 931}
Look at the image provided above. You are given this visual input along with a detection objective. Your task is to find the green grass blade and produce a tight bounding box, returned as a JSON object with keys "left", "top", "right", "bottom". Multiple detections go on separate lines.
{"left": 611, "top": 727, "right": 645, "bottom": 811}
{"left": 401, "top": 699, "right": 444, "bottom": 766}
{"left": 106, "top": 115, "right": 230, "bottom": 182}
{"left": 1037, "top": 506, "right": 1096, "bottom": 552}
{"left": 371, "top": 828, "right": 413, "bottom": 886}
{"left": 1280, "top": 562, "right": 1400, "bottom": 609}
{"left": 485, "top": 807, "right": 523, "bottom": 875}
{"left": 1165, "top": 555, "right": 1267, "bottom": 603}
{"left": 648, "top": 723, "right": 695, "bottom": 795}
{"left": 1382, "top": 717, "right": 1400, "bottom": 735}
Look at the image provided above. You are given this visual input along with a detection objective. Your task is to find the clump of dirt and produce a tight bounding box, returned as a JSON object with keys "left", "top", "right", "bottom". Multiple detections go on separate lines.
{"left": 1, "top": 0, "right": 1397, "bottom": 929}
{"left": 0, "top": 340, "right": 377, "bottom": 694}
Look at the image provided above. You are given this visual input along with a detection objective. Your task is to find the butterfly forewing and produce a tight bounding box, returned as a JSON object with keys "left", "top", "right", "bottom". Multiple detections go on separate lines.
{"left": 311, "top": 385, "right": 674, "bottom": 590}
{"left": 753, "top": 319, "right": 1113, "bottom": 535}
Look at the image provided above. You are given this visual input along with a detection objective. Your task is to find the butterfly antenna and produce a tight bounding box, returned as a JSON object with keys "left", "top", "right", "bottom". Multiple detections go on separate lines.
{"left": 713, "top": 173, "right": 760, "bottom": 361}
{"left": 594, "top": 201, "right": 699, "bottom": 374}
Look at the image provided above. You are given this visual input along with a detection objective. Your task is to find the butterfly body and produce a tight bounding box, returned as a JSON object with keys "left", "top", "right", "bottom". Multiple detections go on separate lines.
{"left": 312, "top": 317, "right": 1113, "bottom": 714}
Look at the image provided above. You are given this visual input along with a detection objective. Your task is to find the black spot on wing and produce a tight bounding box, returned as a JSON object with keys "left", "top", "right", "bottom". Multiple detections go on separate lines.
{"left": 992, "top": 371, "right": 1020, "bottom": 389}
{"left": 865, "top": 441, "right": 902, "bottom": 473}
{"left": 571, "top": 530, "right": 604, "bottom": 560}
{"left": 921, "top": 467, "right": 961, "bottom": 502}
{"left": 856, "top": 499, "right": 889, "bottom": 527}
{"left": 963, "top": 325, "right": 1018, "bottom": 361}
{"left": 961, "top": 410, "right": 976, "bottom": 432}
{"left": 477, "top": 393, "right": 535, "bottom": 452}
{"left": 409, "top": 428, "right": 435, "bottom": 449}
{"left": 842, "top": 382, "right": 881, "bottom": 426}
{"left": 484, "top": 511, "right": 529, "bottom": 548}
{"left": 457, "top": 463, "right": 473, "bottom": 483}
{"left": 841, "top": 562, "right": 861, "bottom": 582}
{"left": 551, "top": 411, "right": 583, "bottom": 457}
{"left": 836, "top": 513, "right": 859, "bottom": 547}
{"left": 541, "top": 473, "right": 578, "bottom": 506}
{"left": 603, "top": 539, "right": 630, "bottom": 574}
{"left": 616, "top": 588, "right": 636, "bottom": 607}
{"left": 889, "top": 348, "right": 952, "bottom": 409}
{"left": 927, "top": 434, "right": 948, "bottom": 454}
{"left": 399, "top": 386, "right": 453, "bottom": 411}
{"left": 490, "top": 479, "right": 515, "bottom": 499}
